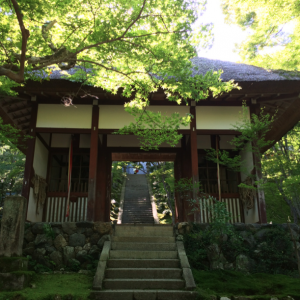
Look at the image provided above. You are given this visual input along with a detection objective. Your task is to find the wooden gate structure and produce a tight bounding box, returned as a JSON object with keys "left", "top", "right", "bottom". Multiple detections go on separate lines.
{"left": 1, "top": 57, "right": 300, "bottom": 224}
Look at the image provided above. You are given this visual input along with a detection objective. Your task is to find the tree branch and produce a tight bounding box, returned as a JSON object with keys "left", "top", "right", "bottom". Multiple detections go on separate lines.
{"left": 0, "top": 0, "right": 30, "bottom": 83}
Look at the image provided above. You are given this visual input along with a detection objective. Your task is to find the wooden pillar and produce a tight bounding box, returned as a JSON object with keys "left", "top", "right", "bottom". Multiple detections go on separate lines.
{"left": 190, "top": 105, "right": 199, "bottom": 222}
{"left": 250, "top": 104, "right": 267, "bottom": 224}
{"left": 22, "top": 102, "right": 38, "bottom": 219}
{"left": 87, "top": 104, "right": 99, "bottom": 221}
{"left": 95, "top": 134, "right": 107, "bottom": 221}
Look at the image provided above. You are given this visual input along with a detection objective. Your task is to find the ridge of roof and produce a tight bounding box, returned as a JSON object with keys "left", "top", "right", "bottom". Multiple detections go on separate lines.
{"left": 28, "top": 57, "right": 300, "bottom": 82}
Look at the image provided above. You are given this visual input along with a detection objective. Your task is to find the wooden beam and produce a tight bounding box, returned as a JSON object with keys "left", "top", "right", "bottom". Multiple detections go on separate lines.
{"left": 36, "top": 132, "right": 50, "bottom": 151}
{"left": 258, "top": 93, "right": 300, "bottom": 103}
{"left": 17, "top": 119, "right": 30, "bottom": 126}
{"left": 6, "top": 106, "right": 30, "bottom": 114}
{"left": 12, "top": 113, "right": 32, "bottom": 120}
{"left": 36, "top": 128, "right": 90, "bottom": 134}
{"left": 22, "top": 102, "right": 38, "bottom": 219}
{"left": 87, "top": 105, "right": 99, "bottom": 222}
{"left": 111, "top": 152, "right": 176, "bottom": 161}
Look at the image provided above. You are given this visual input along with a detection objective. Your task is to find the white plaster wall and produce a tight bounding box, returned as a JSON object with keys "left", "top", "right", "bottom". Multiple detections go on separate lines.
{"left": 37, "top": 104, "right": 92, "bottom": 128}
{"left": 27, "top": 137, "right": 49, "bottom": 222}
{"left": 196, "top": 106, "right": 249, "bottom": 129}
{"left": 107, "top": 134, "right": 180, "bottom": 147}
{"left": 99, "top": 105, "right": 189, "bottom": 129}
{"left": 33, "top": 138, "right": 48, "bottom": 178}
{"left": 240, "top": 143, "right": 259, "bottom": 223}
{"left": 197, "top": 135, "right": 211, "bottom": 149}
{"left": 51, "top": 134, "right": 72, "bottom": 148}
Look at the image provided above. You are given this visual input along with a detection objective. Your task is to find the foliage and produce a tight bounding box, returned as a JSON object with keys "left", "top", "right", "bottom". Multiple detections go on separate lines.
{"left": 250, "top": 227, "right": 295, "bottom": 275}
{"left": 116, "top": 105, "right": 191, "bottom": 151}
{"left": 221, "top": 0, "right": 300, "bottom": 72}
{"left": 186, "top": 197, "right": 244, "bottom": 268}
{"left": 148, "top": 161, "right": 175, "bottom": 223}
{"left": 0, "top": 117, "right": 27, "bottom": 218}
{"left": 193, "top": 269, "right": 300, "bottom": 298}
{"left": 206, "top": 102, "right": 274, "bottom": 173}
{"left": 262, "top": 122, "right": 300, "bottom": 223}
{"left": 111, "top": 161, "right": 128, "bottom": 221}
{"left": 0, "top": 0, "right": 238, "bottom": 149}
{"left": 43, "top": 223, "right": 56, "bottom": 240}
{"left": 27, "top": 255, "right": 53, "bottom": 274}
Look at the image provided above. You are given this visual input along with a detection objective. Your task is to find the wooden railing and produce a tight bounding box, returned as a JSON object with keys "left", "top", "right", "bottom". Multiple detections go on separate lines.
{"left": 194, "top": 196, "right": 243, "bottom": 223}
{"left": 44, "top": 194, "right": 88, "bottom": 222}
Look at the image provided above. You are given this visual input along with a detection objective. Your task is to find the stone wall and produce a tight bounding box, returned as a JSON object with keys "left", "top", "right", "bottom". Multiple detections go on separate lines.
{"left": 178, "top": 222, "right": 300, "bottom": 274}
{"left": 22, "top": 221, "right": 112, "bottom": 271}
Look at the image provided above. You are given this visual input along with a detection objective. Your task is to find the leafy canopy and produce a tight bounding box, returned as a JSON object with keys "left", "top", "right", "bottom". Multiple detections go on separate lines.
{"left": 222, "top": 0, "right": 300, "bottom": 71}
{"left": 0, "top": 0, "right": 239, "bottom": 148}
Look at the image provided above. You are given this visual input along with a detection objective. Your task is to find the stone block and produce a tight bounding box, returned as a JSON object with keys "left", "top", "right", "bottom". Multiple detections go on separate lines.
{"left": 62, "top": 222, "right": 77, "bottom": 235}
{"left": 94, "top": 222, "right": 112, "bottom": 236}
{"left": 76, "top": 250, "right": 88, "bottom": 263}
{"left": 0, "top": 257, "right": 28, "bottom": 273}
{"left": 157, "top": 291, "right": 198, "bottom": 300}
{"left": 50, "top": 222, "right": 62, "bottom": 228}
{"left": 63, "top": 246, "right": 75, "bottom": 265}
{"left": 89, "top": 290, "right": 133, "bottom": 300}
{"left": 0, "top": 271, "right": 34, "bottom": 291}
{"left": 35, "top": 233, "right": 49, "bottom": 246}
{"left": 0, "top": 196, "right": 27, "bottom": 257}
{"left": 54, "top": 234, "right": 67, "bottom": 250}
{"left": 182, "top": 268, "right": 196, "bottom": 290}
{"left": 24, "top": 229, "right": 35, "bottom": 243}
{"left": 76, "top": 221, "right": 93, "bottom": 228}
{"left": 68, "top": 233, "right": 86, "bottom": 247}
{"left": 134, "top": 290, "right": 157, "bottom": 300}
{"left": 93, "top": 260, "right": 107, "bottom": 290}
{"left": 50, "top": 251, "right": 63, "bottom": 269}
{"left": 97, "top": 235, "right": 111, "bottom": 249}
{"left": 179, "top": 254, "right": 190, "bottom": 268}
{"left": 31, "top": 222, "right": 45, "bottom": 234}
{"left": 100, "top": 241, "right": 111, "bottom": 261}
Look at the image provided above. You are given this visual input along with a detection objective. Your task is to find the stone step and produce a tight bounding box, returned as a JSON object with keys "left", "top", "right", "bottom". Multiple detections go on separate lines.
{"left": 110, "top": 250, "right": 178, "bottom": 259}
{"left": 115, "top": 225, "right": 173, "bottom": 237}
{"left": 111, "top": 242, "right": 176, "bottom": 251}
{"left": 112, "top": 236, "right": 175, "bottom": 243}
{"left": 107, "top": 259, "right": 180, "bottom": 268}
{"left": 106, "top": 268, "right": 182, "bottom": 279}
{"left": 122, "top": 219, "right": 154, "bottom": 223}
{"left": 103, "top": 279, "right": 185, "bottom": 290}
{"left": 90, "top": 290, "right": 198, "bottom": 300}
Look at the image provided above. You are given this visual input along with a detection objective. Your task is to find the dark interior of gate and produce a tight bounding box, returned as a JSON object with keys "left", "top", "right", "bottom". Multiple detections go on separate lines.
{"left": 111, "top": 150, "right": 242, "bottom": 225}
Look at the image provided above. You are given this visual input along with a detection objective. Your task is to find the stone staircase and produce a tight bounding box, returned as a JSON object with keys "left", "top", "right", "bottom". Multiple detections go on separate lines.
{"left": 122, "top": 174, "right": 154, "bottom": 224}
{"left": 90, "top": 224, "right": 197, "bottom": 300}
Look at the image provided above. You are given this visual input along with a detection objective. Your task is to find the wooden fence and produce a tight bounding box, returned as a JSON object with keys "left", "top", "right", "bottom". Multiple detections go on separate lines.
{"left": 45, "top": 196, "right": 88, "bottom": 222}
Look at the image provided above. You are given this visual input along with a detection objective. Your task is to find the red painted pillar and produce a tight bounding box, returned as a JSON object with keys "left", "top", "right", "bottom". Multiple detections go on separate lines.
{"left": 87, "top": 105, "right": 99, "bottom": 221}
{"left": 22, "top": 102, "right": 38, "bottom": 219}
{"left": 190, "top": 105, "right": 199, "bottom": 222}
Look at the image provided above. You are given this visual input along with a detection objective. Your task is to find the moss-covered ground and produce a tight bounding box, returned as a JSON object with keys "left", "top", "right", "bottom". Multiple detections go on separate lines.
{"left": 193, "top": 269, "right": 300, "bottom": 299}
{"left": 0, "top": 273, "right": 93, "bottom": 300}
